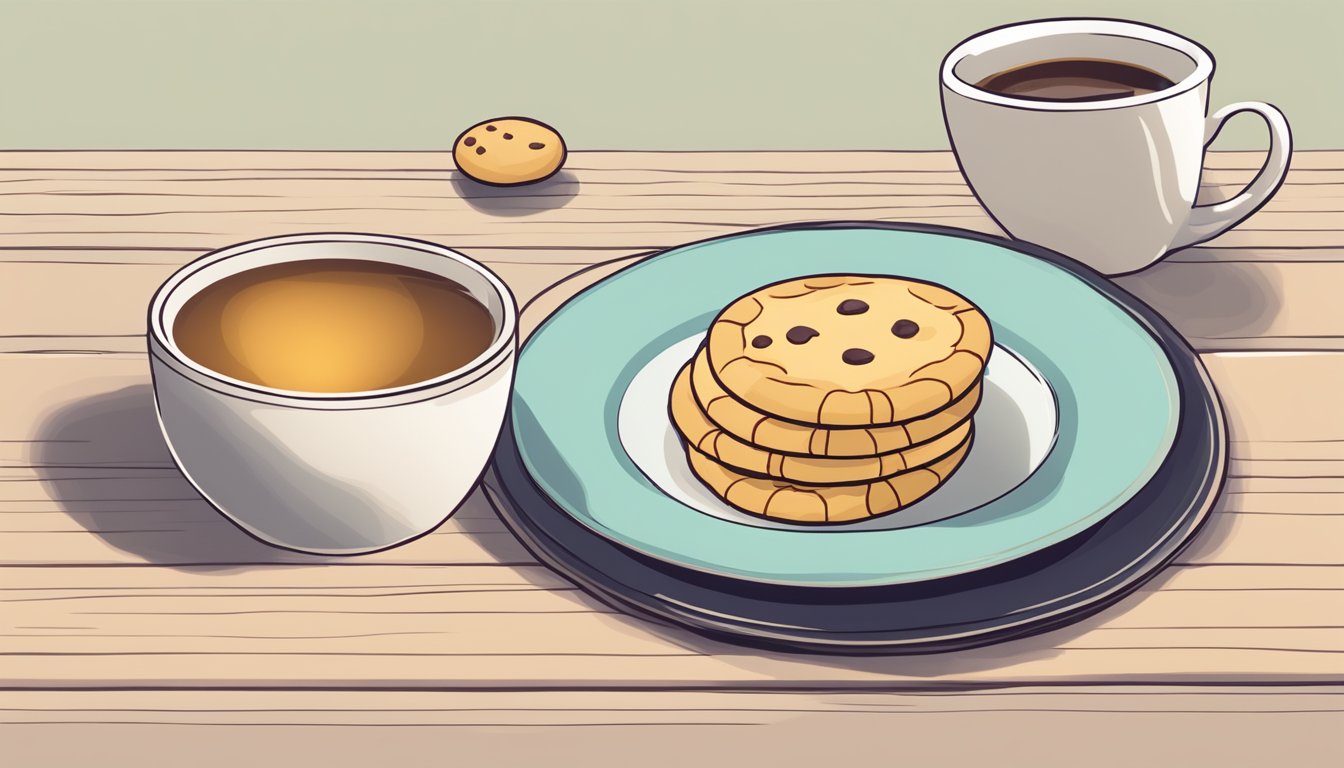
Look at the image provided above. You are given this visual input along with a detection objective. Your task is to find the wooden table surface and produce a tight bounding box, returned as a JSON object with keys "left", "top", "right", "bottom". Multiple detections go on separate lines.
{"left": 1, "top": 150, "right": 1340, "bottom": 766}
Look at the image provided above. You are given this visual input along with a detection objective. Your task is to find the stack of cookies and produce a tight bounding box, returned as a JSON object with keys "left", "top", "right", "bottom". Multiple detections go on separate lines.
{"left": 669, "top": 275, "right": 992, "bottom": 524}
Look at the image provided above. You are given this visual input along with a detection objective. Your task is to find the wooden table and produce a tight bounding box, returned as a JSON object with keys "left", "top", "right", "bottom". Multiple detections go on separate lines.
{"left": 1, "top": 151, "right": 1340, "bottom": 766}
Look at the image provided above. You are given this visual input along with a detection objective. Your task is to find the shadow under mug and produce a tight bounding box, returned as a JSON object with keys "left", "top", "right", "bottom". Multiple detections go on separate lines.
{"left": 147, "top": 233, "right": 518, "bottom": 555}
{"left": 941, "top": 18, "right": 1291, "bottom": 275}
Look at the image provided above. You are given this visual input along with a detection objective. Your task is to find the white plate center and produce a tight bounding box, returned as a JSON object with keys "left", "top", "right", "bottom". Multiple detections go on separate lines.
{"left": 618, "top": 334, "right": 1059, "bottom": 531}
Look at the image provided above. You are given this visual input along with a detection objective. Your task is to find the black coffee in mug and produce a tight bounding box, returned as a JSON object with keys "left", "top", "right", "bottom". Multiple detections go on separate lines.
{"left": 975, "top": 58, "right": 1176, "bottom": 102}
{"left": 942, "top": 19, "right": 1291, "bottom": 273}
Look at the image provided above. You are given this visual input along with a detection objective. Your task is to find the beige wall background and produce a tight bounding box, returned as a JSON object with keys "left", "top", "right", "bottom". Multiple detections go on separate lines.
{"left": 0, "top": 0, "right": 1335, "bottom": 150}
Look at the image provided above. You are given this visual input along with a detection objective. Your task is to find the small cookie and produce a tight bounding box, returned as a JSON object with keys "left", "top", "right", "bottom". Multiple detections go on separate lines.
{"left": 453, "top": 117, "right": 566, "bottom": 186}
{"left": 687, "top": 430, "right": 973, "bottom": 523}
{"left": 706, "top": 275, "right": 991, "bottom": 426}
{"left": 671, "top": 362, "right": 969, "bottom": 485}
{"left": 690, "top": 348, "right": 981, "bottom": 457}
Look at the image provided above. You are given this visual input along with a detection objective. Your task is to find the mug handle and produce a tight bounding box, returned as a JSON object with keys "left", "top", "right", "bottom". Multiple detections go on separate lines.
{"left": 1171, "top": 101, "right": 1292, "bottom": 250}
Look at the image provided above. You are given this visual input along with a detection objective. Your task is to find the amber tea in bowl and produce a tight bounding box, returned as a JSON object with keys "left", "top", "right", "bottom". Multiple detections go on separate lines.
{"left": 173, "top": 259, "right": 495, "bottom": 394}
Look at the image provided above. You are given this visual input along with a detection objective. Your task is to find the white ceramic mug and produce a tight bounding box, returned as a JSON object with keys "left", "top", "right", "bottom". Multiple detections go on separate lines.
{"left": 941, "top": 18, "right": 1291, "bottom": 275}
{"left": 148, "top": 233, "right": 517, "bottom": 554}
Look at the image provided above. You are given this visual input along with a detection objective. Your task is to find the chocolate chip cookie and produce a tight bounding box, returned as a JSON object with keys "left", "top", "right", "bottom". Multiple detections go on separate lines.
{"left": 670, "top": 362, "right": 971, "bottom": 485}
{"left": 453, "top": 117, "right": 566, "bottom": 186}
{"left": 686, "top": 430, "right": 973, "bottom": 523}
{"left": 689, "top": 348, "right": 981, "bottom": 457}
{"left": 706, "top": 275, "right": 991, "bottom": 426}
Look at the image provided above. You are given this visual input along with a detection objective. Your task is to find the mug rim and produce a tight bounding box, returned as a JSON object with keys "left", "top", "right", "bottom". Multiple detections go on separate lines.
{"left": 940, "top": 17, "right": 1215, "bottom": 112}
{"left": 147, "top": 232, "right": 518, "bottom": 408}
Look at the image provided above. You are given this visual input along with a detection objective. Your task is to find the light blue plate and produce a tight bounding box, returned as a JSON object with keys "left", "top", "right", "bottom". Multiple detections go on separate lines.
{"left": 511, "top": 226, "right": 1180, "bottom": 587}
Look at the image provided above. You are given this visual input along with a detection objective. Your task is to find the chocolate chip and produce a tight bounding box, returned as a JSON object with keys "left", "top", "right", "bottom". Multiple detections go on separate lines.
{"left": 842, "top": 348, "right": 875, "bottom": 365}
{"left": 475, "top": 146, "right": 486, "bottom": 155}
{"left": 486, "top": 125, "right": 498, "bottom": 132}
{"left": 463, "top": 136, "right": 476, "bottom": 147}
{"left": 891, "top": 319, "right": 919, "bottom": 338}
{"left": 503, "top": 133, "right": 513, "bottom": 139}
{"left": 751, "top": 335, "right": 772, "bottom": 349}
{"left": 529, "top": 142, "right": 546, "bottom": 150}
{"left": 786, "top": 326, "right": 819, "bottom": 344}
{"left": 837, "top": 299, "right": 868, "bottom": 315}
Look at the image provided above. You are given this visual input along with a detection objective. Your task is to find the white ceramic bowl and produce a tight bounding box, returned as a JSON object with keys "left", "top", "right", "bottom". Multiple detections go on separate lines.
{"left": 147, "top": 233, "right": 517, "bottom": 554}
